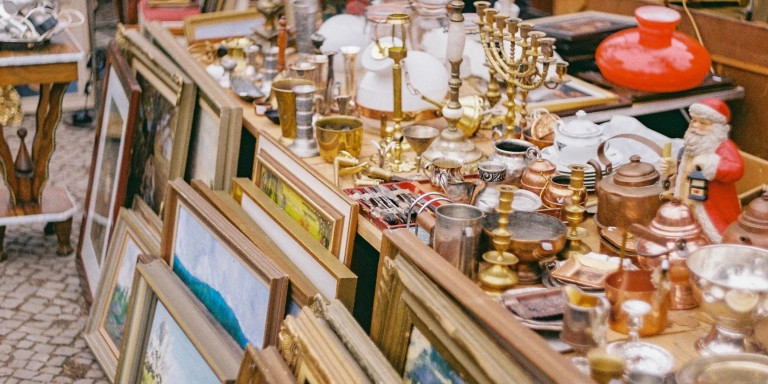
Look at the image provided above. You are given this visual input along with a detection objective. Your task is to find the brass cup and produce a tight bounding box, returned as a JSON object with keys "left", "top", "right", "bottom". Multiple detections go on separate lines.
{"left": 604, "top": 269, "right": 669, "bottom": 336}
{"left": 271, "top": 79, "right": 314, "bottom": 145}
{"left": 315, "top": 116, "right": 364, "bottom": 163}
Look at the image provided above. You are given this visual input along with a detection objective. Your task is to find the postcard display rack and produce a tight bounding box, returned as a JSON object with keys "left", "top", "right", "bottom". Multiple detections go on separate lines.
{"left": 72, "top": 4, "right": 768, "bottom": 384}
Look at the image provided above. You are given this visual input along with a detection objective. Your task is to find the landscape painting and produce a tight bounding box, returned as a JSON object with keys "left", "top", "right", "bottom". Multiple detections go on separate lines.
{"left": 172, "top": 203, "right": 271, "bottom": 348}
{"left": 402, "top": 326, "right": 464, "bottom": 384}
{"left": 104, "top": 235, "right": 141, "bottom": 350}
{"left": 141, "top": 301, "right": 219, "bottom": 383}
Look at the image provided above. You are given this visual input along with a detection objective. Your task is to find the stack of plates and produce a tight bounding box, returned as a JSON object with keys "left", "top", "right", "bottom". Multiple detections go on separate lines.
{"left": 540, "top": 146, "right": 626, "bottom": 192}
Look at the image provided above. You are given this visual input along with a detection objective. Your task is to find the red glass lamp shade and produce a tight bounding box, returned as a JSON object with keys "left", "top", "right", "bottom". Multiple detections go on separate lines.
{"left": 595, "top": 6, "right": 711, "bottom": 93}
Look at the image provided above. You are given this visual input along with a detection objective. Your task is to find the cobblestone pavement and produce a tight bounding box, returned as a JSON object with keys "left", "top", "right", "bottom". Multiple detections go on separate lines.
{"left": 0, "top": 112, "right": 108, "bottom": 383}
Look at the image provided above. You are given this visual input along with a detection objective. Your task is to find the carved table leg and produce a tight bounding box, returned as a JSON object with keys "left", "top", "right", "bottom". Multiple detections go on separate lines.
{"left": 31, "top": 82, "right": 68, "bottom": 204}
{"left": 0, "top": 226, "right": 5, "bottom": 261}
{"left": 53, "top": 218, "right": 73, "bottom": 256}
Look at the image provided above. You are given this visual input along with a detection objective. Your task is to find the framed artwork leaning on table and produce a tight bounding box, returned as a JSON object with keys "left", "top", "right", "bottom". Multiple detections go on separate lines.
{"left": 253, "top": 134, "right": 359, "bottom": 266}
{"left": 236, "top": 345, "right": 295, "bottom": 384}
{"left": 78, "top": 40, "right": 142, "bottom": 298}
{"left": 527, "top": 76, "right": 620, "bottom": 114}
{"left": 193, "top": 178, "right": 357, "bottom": 313}
{"left": 114, "top": 254, "right": 241, "bottom": 383}
{"left": 117, "top": 27, "right": 196, "bottom": 223}
{"left": 161, "top": 178, "right": 289, "bottom": 349}
{"left": 84, "top": 208, "right": 161, "bottom": 381}
{"left": 371, "top": 229, "right": 592, "bottom": 383}
{"left": 183, "top": 8, "right": 263, "bottom": 44}
{"left": 142, "top": 21, "right": 243, "bottom": 192}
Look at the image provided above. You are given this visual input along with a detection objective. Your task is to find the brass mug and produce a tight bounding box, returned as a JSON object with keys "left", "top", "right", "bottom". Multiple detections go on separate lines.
{"left": 315, "top": 116, "right": 364, "bottom": 163}
{"left": 271, "top": 78, "right": 314, "bottom": 145}
{"left": 422, "top": 158, "right": 464, "bottom": 189}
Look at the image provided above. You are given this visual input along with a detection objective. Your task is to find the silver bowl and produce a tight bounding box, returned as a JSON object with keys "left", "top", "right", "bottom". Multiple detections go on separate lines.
{"left": 687, "top": 244, "right": 768, "bottom": 355}
{"left": 676, "top": 353, "right": 768, "bottom": 384}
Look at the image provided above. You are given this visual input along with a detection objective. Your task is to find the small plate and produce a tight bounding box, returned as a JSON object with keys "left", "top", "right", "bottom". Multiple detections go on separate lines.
{"left": 541, "top": 146, "right": 625, "bottom": 173}
{"left": 676, "top": 353, "right": 768, "bottom": 384}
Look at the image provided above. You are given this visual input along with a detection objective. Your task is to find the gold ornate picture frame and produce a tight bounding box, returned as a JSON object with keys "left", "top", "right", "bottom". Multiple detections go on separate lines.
{"left": 142, "top": 21, "right": 243, "bottom": 192}
{"left": 115, "top": 254, "right": 241, "bottom": 383}
{"left": 253, "top": 134, "right": 358, "bottom": 266}
{"left": 371, "top": 229, "right": 590, "bottom": 383}
{"left": 84, "top": 208, "right": 161, "bottom": 381}
{"left": 236, "top": 345, "right": 295, "bottom": 384}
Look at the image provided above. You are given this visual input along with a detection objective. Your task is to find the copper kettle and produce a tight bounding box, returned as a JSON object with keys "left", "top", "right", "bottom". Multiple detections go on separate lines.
{"left": 588, "top": 134, "right": 665, "bottom": 230}
{"left": 521, "top": 157, "right": 558, "bottom": 196}
{"left": 722, "top": 191, "right": 768, "bottom": 249}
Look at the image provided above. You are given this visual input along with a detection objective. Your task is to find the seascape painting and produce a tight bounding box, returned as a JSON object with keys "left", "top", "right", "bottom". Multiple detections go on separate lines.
{"left": 126, "top": 71, "right": 177, "bottom": 216}
{"left": 103, "top": 235, "right": 141, "bottom": 351}
{"left": 258, "top": 166, "right": 333, "bottom": 250}
{"left": 141, "top": 301, "right": 219, "bottom": 383}
{"left": 172, "top": 203, "right": 270, "bottom": 348}
{"left": 403, "top": 326, "right": 465, "bottom": 384}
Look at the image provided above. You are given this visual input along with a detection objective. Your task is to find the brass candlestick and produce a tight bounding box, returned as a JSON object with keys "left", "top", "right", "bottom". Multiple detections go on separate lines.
{"left": 474, "top": 1, "right": 568, "bottom": 138}
{"left": 383, "top": 13, "right": 416, "bottom": 173}
{"left": 421, "top": 1, "right": 484, "bottom": 173}
{"left": 558, "top": 164, "right": 591, "bottom": 260}
{"left": 478, "top": 185, "right": 520, "bottom": 297}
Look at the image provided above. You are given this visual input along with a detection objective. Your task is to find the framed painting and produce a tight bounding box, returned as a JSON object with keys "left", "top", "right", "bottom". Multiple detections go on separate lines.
{"left": 527, "top": 76, "right": 619, "bottom": 113}
{"left": 142, "top": 21, "right": 243, "bottom": 191}
{"left": 372, "top": 229, "right": 590, "bottom": 383}
{"left": 228, "top": 178, "right": 357, "bottom": 309}
{"left": 77, "top": 40, "right": 142, "bottom": 297}
{"left": 162, "top": 178, "right": 289, "bottom": 349}
{"left": 117, "top": 27, "right": 196, "bottom": 222}
{"left": 84, "top": 208, "right": 161, "bottom": 380}
{"left": 183, "top": 8, "right": 263, "bottom": 44}
{"left": 236, "top": 345, "right": 295, "bottom": 384}
{"left": 115, "top": 254, "right": 241, "bottom": 383}
{"left": 278, "top": 306, "right": 371, "bottom": 383}
{"left": 529, "top": 11, "right": 636, "bottom": 42}
{"left": 253, "top": 134, "right": 358, "bottom": 266}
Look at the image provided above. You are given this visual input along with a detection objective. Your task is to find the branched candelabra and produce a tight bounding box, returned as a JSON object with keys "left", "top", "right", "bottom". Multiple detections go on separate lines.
{"left": 474, "top": 1, "right": 568, "bottom": 138}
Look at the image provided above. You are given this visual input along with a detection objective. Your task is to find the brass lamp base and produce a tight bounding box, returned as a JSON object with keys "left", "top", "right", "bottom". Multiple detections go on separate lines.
{"left": 421, "top": 126, "right": 485, "bottom": 173}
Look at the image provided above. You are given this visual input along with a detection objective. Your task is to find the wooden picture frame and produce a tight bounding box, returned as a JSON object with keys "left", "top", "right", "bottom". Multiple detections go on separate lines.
{"left": 115, "top": 254, "right": 241, "bottom": 383}
{"left": 84, "top": 208, "right": 161, "bottom": 380}
{"left": 372, "top": 229, "right": 591, "bottom": 383}
{"left": 142, "top": 21, "right": 243, "bottom": 191}
{"left": 236, "top": 345, "right": 295, "bottom": 384}
{"left": 253, "top": 134, "right": 358, "bottom": 266}
{"left": 117, "top": 27, "right": 196, "bottom": 222}
{"left": 183, "top": 8, "right": 264, "bottom": 44}
{"left": 310, "top": 297, "right": 400, "bottom": 383}
{"left": 278, "top": 306, "right": 371, "bottom": 383}
{"left": 527, "top": 76, "right": 620, "bottom": 113}
{"left": 230, "top": 177, "right": 357, "bottom": 308}
{"left": 78, "top": 40, "right": 142, "bottom": 297}
{"left": 162, "top": 178, "right": 289, "bottom": 349}
{"left": 529, "top": 11, "right": 636, "bottom": 42}
{"left": 193, "top": 179, "right": 356, "bottom": 312}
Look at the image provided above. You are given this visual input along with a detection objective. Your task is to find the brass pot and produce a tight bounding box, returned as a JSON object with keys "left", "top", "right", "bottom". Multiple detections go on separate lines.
{"left": 589, "top": 134, "right": 665, "bottom": 230}
{"left": 520, "top": 157, "right": 558, "bottom": 197}
{"left": 634, "top": 200, "right": 709, "bottom": 310}
{"left": 722, "top": 192, "right": 768, "bottom": 249}
{"left": 541, "top": 174, "right": 587, "bottom": 212}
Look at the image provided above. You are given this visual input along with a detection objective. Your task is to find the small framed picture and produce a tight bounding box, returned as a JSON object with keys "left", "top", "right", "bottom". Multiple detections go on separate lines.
{"left": 78, "top": 40, "right": 141, "bottom": 296}
{"left": 84, "top": 208, "right": 161, "bottom": 381}
{"left": 253, "top": 134, "right": 358, "bottom": 266}
{"left": 529, "top": 11, "right": 636, "bottom": 42}
{"left": 114, "top": 254, "right": 241, "bottom": 383}
{"left": 161, "top": 178, "right": 289, "bottom": 349}
{"left": 183, "top": 8, "right": 263, "bottom": 43}
{"left": 527, "top": 77, "right": 619, "bottom": 113}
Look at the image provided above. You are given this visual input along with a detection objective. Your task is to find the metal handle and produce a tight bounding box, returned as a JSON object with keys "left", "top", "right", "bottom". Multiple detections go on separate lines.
{"left": 405, "top": 192, "right": 449, "bottom": 239}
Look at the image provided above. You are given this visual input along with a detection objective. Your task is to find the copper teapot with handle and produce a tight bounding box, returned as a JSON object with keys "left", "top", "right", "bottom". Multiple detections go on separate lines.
{"left": 588, "top": 134, "right": 666, "bottom": 230}
{"left": 722, "top": 191, "right": 768, "bottom": 249}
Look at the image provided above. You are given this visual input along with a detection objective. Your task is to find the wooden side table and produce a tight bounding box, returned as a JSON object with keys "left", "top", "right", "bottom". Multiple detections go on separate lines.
{"left": 0, "top": 31, "right": 84, "bottom": 261}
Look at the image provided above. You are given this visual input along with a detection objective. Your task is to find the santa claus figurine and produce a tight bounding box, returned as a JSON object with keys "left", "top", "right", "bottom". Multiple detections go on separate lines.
{"left": 659, "top": 98, "right": 744, "bottom": 243}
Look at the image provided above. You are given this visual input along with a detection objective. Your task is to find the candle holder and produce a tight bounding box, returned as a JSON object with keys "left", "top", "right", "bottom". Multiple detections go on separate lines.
{"left": 288, "top": 84, "right": 319, "bottom": 157}
{"left": 421, "top": 0, "right": 484, "bottom": 173}
{"left": 559, "top": 164, "right": 591, "bottom": 260}
{"left": 474, "top": 1, "right": 568, "bottom": 138}
{"left": 253, "top": 0, "right": 283, "bottom": 44}
{"left": 478, "top": 185, "right": 520, "bottom": 297}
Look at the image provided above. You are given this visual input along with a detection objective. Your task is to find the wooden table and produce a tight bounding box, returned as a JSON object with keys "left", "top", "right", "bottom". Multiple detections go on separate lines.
{"left": 0, "top": 30, "right": 83, "bottom": 260}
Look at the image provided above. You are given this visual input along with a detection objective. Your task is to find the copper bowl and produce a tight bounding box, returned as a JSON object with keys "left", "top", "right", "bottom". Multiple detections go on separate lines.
{"left": 522, "top": 128, "right": 554, "bottom": 149}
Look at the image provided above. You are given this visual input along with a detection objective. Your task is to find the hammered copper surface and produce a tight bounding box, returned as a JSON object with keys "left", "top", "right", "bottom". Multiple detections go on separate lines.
{"left": 723, "top": 192, "right": 768, "bottom": 249}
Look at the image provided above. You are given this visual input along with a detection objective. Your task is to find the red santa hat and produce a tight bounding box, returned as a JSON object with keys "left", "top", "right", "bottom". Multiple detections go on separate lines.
{"left": 689, "top": 98, "right": 730, "bottom": 124}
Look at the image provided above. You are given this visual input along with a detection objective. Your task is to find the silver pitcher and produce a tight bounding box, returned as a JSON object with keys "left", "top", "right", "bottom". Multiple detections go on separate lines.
{"left": 488, "top": 129, "right": 539, "bottom": 186}
{"left": 432, "top": 204, "right": 484, "bottom": 280}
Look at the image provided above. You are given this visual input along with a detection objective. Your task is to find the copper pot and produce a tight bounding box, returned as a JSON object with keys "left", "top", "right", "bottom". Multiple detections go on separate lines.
{"left": 589, "top": 134, "right": 665, "bottom": 230}
{"left": 633, "top": 200, "right": 709, "bottom": 310}
{"left": 722, "top": 192, "right": 768, "bottom": 249}
{"left": 541, "top": 174, "right": 586, "bottom": 212}
{"left": 521, "top": 157, "right": 558, "bottom": 197}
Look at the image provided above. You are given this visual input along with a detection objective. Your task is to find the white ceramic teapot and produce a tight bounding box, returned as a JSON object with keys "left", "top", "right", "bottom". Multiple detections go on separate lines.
{"left": 554, "top": 110, "right": 606, "bottom": 165}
